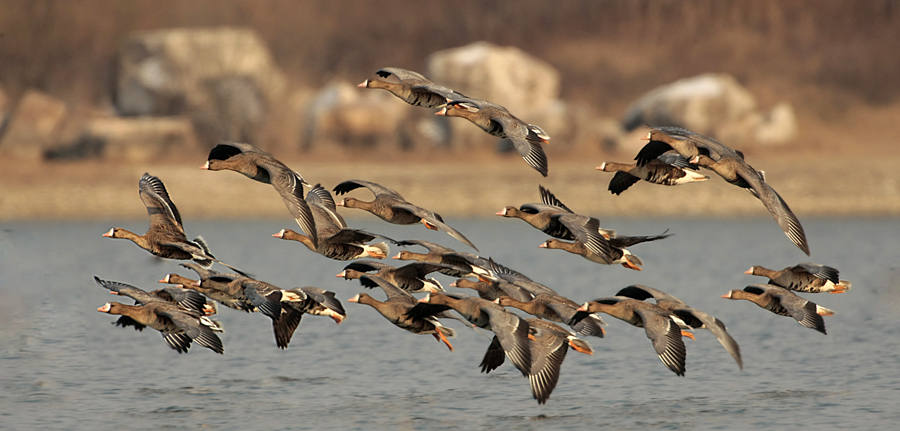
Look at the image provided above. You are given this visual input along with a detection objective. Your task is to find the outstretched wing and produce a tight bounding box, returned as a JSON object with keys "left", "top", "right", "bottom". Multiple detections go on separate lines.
{"left": 493, "top": 116, "right": 549, "bottom": 177}
{"left": 634, "top": 308, "right": 686, "bottom": 376}
{"left": 333, "top": 179, "right": 405, "bottom": 200}
{"left": 740, "top": 168, "right": 810, "bottom": 255}
{"left": 359, "top": 274, "right": 417, "bottom": 305}
{"left": 672, "top": 307, "right": 742, "bottom": 370}
{"left": 139, "top": 173, "right": 184, "bottom": 234}
{"left": 392, "top": 203, "right": 479, "bottom": 251}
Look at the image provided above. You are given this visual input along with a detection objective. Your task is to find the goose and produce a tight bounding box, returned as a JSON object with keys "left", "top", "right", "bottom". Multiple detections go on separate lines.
{"left": 96, "top": 300, "right": 224, "bottom": 354}
{"left": 392, "top": 239, "right": 489, "bottom": 278}
{"left": 539, "top": 236, "right": 661, "bottom": 271}
{"left": 722, "top": 284, "right": 834, "bottom": 334}
{"left": 272, "top": 184, "right": 395, "bottom": 261}
{"left": 480, "top": 318, "right": 591, "bottom": 404}
{"left": 437, "top": 98, "right": 549, "bottom": 177}
{"left": 575, "top": 297, "right": 689, "bottom": 376}
{"left": 744, "top": 263, "right": 851, "bottom": 294}
{"left": 615, "top": 285, "right": 742, "bottom": 370}
{"left": 495, "top": 294, "right": 606, "bottom": 338}
{"left": 691, "top": 153, "right": 809, "bottom": 255}
{"left": 271, "top": 286, "right": 347, "bottom": 349}
{"left": 358, "top": 67, "right": 465, "bottom": 109}
{"left": 102, "top": 173, "right": 241, "bottom": 273}
{"left": 333, "top": 179, "right": 478, "bottom": 251}
{"left": 633, "top": 126, "right": 740, "bottom": 167}
{"left": 159, "top": 265, "right": 255, "bottom": 313}
{"left": 597, "top": 153, "right": 708, "bottom": 195}
{"left": 200, "top": 141, "right": 317, "bottom": 248}
{"left": 336, "top": 260, "right": 449, "bottom": 293}
{"left": 95, "top": 276, "right": 216, "bottom": 316}
{"left": 348, "top": 274, "right": 455, "bottom": 351}
{"left": 406, "top": 292, "right": 532, "bottom": 376}
{"left": 498, "top": 185, "right": 614, "bottom": 260}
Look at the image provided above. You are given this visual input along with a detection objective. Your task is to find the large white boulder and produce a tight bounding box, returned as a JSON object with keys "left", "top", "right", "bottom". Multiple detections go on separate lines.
{"left": 116, "top": 27, "right": 286, "bottom": 143}
{"left": 427, "top": 41, "right": 560, "bottom": 115}
{"left": 622, "top": 73, "right": 797, "bottom": 145}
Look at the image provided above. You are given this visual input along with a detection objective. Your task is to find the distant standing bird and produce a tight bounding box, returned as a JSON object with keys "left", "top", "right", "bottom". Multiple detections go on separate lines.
{"left": 358, "top": 67, "right": 465, "bottom": 109}
{"left": 437, "top": 98, "right": 550, "bottom": 177}
{"left": 201, "top": 141, "right": 318, "bottom": 248}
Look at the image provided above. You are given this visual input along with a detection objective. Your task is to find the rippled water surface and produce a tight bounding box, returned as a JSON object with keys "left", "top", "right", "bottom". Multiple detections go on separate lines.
{"left": 2, "top": 218, "right": 899, "bottom": 430}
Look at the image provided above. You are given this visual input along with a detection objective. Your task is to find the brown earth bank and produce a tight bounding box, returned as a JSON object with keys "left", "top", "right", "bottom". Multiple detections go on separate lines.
{"left": 2, "top": 147, "right": 897, "bottom": 222}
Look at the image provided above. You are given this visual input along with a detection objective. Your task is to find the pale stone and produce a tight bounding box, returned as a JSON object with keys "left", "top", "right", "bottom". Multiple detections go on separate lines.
{"left": 0, "top": 90, "right": 69, "bottom": 160}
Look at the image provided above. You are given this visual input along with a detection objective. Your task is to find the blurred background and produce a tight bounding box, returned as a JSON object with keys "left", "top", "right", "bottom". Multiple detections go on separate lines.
{"left": 1, "top": 0, "right": 899, "bottom": 220}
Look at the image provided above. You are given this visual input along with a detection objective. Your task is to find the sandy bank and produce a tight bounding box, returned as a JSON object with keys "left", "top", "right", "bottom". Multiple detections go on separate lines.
{"left": 1, "top": 151, "right": 897, "bottom": 222}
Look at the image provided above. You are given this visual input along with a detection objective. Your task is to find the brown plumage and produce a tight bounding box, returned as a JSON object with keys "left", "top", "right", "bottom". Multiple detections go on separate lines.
{"left": 745, "top": 264, "right": 851, "bottom": 294}
{"left": 539, "top": 239, "right": 645, "bottom": 271}
{"left": 597, "top": 154, "right": 708, "bottom": 195}
{"left": 95, "top": 276, "right": 216, "bottom": 316}
{"left": 437, "top": 98, "right": 549, "bottom": 176}
{"left": 575, "top": 297, "right": 688, "bottom": 376}
{"left": 97, "top": 301, "right": 224, "bottom": 354}
{"left": 336, "top": 260, "right": 447, "bottom": 293}
{"left": 272, "top": 184, "right": 394, "bottom": 261}
{"left": 358, "top": 67, "right": 465, "bottom": 109}
{"left": 634, "top": 126, "right": 739, "bottom": 167}
{"left": 348, "top": 275, "right": 455, "bottom": 351}
{"left": 406, "top": 293, "right": 532, "bottom": 377}
{"left": 201, "top": 141, "right": 317, "bottom": 248}
{"left": 722, "top": 284, "right": 834, "bottom": 334}
{"left": 480, "top": 319, "right": 589, "bottom": 404}
{"left": 159, "top": 267, "right": 255, "bottom": 313}
{"left": 102, "top": 173, "right": 233, "bottom": 271}
{"left": 692, "top": 154, "right": 809, "bottom": 255}
{"left": 615, "top": 285, "right": 742, "bottom": 370}
{"left": 498, "top": 186, "right": 614, "bottom": 260}
{"left": 495, "top": 294, "right": 606, "bottom": 338}
{"left": 334, "top": 179, "right": 478, "bottom": 251}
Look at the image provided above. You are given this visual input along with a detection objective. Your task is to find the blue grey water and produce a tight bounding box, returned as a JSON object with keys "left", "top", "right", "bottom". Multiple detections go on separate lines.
{"left": 1, "top": 217, "right": 898, "bottom": 430}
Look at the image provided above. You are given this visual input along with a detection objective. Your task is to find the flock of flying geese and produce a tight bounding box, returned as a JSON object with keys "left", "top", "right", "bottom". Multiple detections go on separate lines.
{"left": 95, "top": 67, "right": 852, "bottom": 404}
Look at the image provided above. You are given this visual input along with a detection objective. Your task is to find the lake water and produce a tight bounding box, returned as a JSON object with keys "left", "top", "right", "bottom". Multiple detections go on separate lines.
{"left": 1, "top": 217, "right": 898, "bottom": 430}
